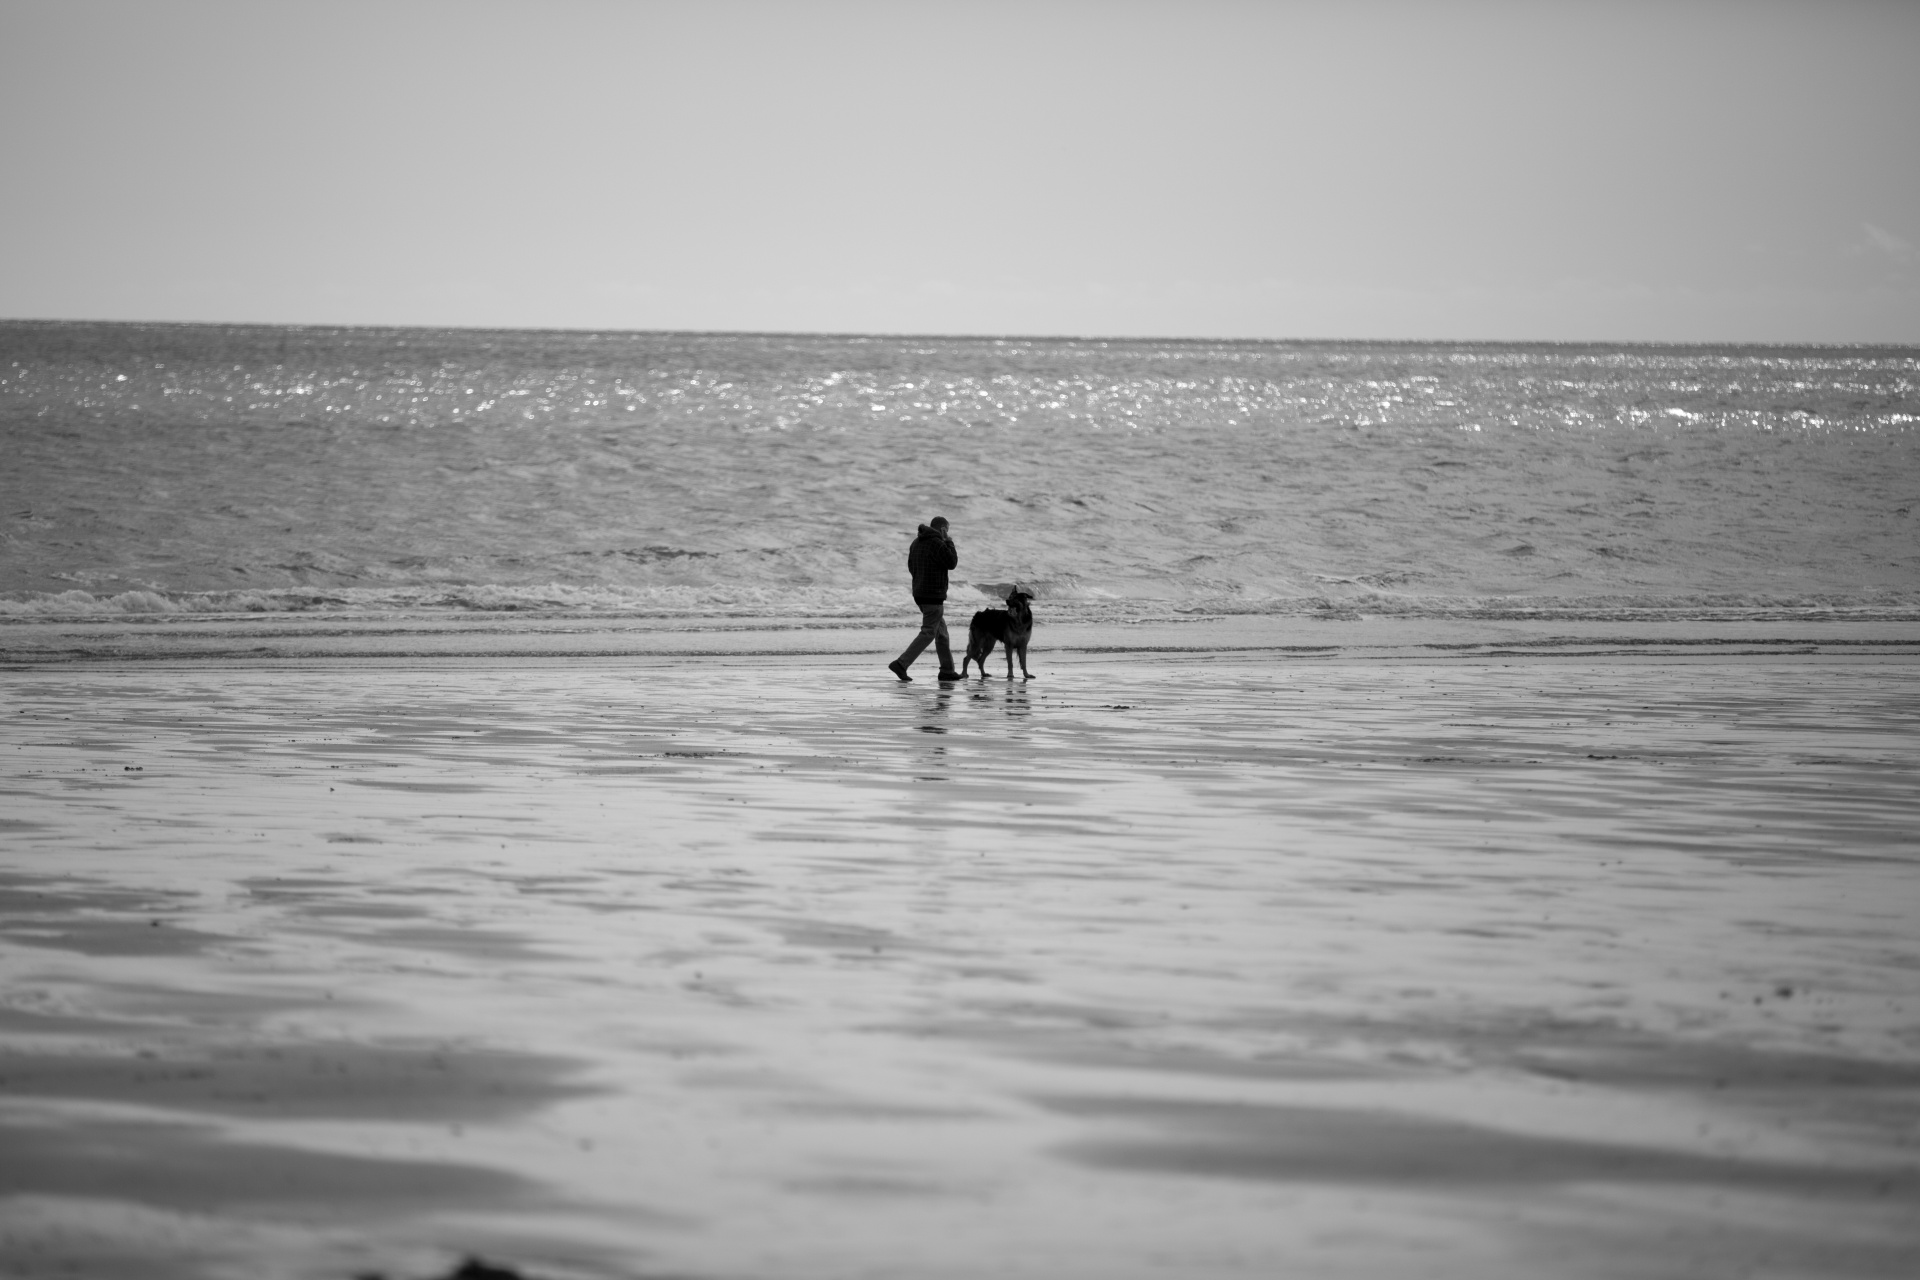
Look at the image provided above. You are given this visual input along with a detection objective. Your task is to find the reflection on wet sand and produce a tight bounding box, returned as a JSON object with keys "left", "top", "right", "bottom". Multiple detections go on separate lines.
{"left": 1, "top": 654, "right": 1916, "bottom": 1278}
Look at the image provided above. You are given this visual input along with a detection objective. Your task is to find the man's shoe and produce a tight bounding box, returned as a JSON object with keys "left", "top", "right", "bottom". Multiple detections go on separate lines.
{"left": 889, "top": 661, "right": 913, "bottom": 682}
{"left": 936, "top": 670, "right": 964, "bottom": 681}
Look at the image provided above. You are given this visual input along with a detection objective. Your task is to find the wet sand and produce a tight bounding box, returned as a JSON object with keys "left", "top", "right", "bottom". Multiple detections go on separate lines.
{"left": 2, "top": 651, "right": 1917, "bottom": 1279}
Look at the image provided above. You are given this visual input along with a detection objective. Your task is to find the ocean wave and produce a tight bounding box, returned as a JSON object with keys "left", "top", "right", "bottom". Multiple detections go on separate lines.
{"left": 0, "top": 582, "right": 908, "bottom": 619}
{"left": 0, "top": 576, "right": 1154, "bottom": 620}
{"left": 4, "top": 583, "right": 1916, "bottom": 624}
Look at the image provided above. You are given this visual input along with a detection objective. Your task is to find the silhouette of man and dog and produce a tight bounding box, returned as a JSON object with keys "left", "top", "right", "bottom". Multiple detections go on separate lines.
{"left": 889, "top": 516, "right": 1034, "bottom": 683}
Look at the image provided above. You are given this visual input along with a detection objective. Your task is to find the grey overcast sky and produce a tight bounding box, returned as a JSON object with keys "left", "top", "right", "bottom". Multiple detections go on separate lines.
{"left": 2, "top": 0, "right": 1916, "bottom": 341}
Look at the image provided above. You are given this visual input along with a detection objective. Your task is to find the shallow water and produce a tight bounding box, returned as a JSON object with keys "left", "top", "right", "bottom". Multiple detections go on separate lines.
{"left": 3, "top": 655, "right": 1914, "bottom": 1278}
{"left": 4, "top": 323, "right": 1917, "bottom": 625}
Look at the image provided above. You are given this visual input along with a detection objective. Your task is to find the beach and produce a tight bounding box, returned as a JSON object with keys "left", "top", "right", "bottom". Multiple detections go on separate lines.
{"left": 4, "top": 639, "right": 1917, "bottom": 1279}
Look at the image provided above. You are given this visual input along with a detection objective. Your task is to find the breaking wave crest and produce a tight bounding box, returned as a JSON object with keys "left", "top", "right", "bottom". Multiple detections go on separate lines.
{"left": 0, "top": 583, "right": 907, "bottom": 619}
{"left": 6, "top": 583, "right": 1916, "bottom": 625}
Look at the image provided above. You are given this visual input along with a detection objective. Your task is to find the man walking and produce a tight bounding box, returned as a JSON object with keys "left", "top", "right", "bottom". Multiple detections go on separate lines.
{"left": 889, "top": 516, "right": 960, "bottom": 682}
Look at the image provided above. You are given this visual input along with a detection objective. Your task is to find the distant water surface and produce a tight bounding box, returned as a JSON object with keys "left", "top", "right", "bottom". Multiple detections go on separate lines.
{"left": 3, "top": 322, "right": 1916, "bottom": 624}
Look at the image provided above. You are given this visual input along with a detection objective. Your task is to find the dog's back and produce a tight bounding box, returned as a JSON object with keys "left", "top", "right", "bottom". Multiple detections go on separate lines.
{"left": 969, "top": 607, "right": 1010, "bottom": 636}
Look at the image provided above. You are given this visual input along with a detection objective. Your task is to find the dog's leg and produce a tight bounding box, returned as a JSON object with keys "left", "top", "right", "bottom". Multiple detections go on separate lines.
{"left": 972, "top": 636, "right": 995, "bottom": 679}
{"left": 1017, "top": 641, "right": 1031, "bottom": 679}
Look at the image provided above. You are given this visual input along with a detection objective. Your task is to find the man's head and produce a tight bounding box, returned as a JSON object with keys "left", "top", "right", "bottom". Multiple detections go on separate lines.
{"left": 930, "top": 516, "right": 949, "bottom": 534}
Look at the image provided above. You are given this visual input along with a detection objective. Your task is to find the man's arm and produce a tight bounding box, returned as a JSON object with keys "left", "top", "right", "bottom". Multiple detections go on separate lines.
{"left": 941, "top": 537, "right": 957, "bottom": 570}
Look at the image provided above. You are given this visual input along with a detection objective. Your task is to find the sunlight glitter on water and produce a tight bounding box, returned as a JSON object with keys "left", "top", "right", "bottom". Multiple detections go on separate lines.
{"left": 4, "top": 325, "right": 1917, "bottom": 624}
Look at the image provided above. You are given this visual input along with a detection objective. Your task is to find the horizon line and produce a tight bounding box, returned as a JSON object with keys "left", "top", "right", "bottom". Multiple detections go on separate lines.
{"left": 3, "top": 316, "right": 1916, "bottom": 353}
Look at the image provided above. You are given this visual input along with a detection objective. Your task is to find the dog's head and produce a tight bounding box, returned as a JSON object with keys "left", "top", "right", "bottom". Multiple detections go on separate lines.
{"left": 1007, "top": 587, "right": 1033, "bottom": 611}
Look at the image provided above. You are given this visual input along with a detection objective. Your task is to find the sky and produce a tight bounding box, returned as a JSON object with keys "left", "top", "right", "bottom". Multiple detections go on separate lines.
{"left": 2, "top": 0, "right": 1916, "bottom": 342}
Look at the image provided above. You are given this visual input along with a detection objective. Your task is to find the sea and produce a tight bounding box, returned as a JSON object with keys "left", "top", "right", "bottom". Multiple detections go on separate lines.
{"left": 3, "top": 321, "right": 1917, "bottom": 638}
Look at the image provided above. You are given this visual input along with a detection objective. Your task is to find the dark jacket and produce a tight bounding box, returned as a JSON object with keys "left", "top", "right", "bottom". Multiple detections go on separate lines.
{"left": 907, "top": 525, "right": 958, "bottom": 603}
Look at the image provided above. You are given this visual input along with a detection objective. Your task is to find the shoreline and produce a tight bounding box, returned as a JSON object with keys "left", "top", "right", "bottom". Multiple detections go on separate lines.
{"left": 5, "top": 612, "right": 1919, "bottom": 665}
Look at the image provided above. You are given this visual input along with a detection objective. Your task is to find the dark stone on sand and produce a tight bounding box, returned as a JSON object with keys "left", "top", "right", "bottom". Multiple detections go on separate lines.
{"left": 357, "top": 1259, "right": 534, "bottom": 1280}
{"left": 448, "top": 1260, "right": 533, "bottom": 1280}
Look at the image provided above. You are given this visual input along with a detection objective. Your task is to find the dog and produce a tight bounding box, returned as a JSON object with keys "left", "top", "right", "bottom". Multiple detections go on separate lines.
{"left": 960, "top": 588, "right": 1035, "bottom": 680}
